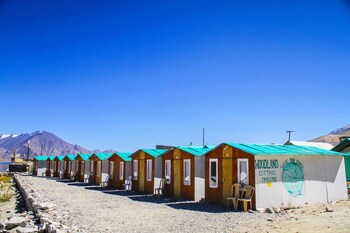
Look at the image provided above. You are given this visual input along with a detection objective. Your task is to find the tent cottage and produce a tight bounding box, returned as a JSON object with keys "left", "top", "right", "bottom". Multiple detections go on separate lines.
{"left": 63, "top": 154, "right": 77, "bottom": 179}
{"left": 161, "top": 146, "right": 211, "bottom": 201}
{"left": 205, "top": 143, "right": 348, "bottom": 209}
{"left": 46, "top": 156, "right": 56, "bottom": 177}
{"left": 53, "top": 156, "right": 65, "bottom": 177}
{"left": 108, "top": 152, "right": 132, "bottom": 189}
{"left": 131, "top": 149, "right": 168, "bottom": 194}
{"left": 89, "top": 153, "right": 112, "bottom": 185}
{"left": 75, "top": 154, "right": 91, "bottom": 182}
{"left": 33, "top": 156, "right": 48, "bottom": 176}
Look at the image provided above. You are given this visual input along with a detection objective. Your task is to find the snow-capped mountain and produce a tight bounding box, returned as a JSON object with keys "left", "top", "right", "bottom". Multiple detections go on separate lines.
{"left": 0, "top": 131, "right": 92, "bottom": 160}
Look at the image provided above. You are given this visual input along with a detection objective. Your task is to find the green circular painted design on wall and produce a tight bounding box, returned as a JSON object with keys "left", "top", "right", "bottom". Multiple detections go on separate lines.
{"left": 282, "top": 162, "right": 304, "bottom": 197}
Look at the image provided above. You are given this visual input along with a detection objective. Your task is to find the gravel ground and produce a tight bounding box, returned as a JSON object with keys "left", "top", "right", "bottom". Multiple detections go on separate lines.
{"left": 19, "top": 175, "right": 283, "bottom": 233}
{"left": 17, "top": 175, "right": 350, "bottom": 233}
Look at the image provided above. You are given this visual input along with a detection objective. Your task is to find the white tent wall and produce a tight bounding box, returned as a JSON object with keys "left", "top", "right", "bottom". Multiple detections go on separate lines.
{"left": 83, "top": 161, "right": 90, "bottom": 182}
{"left": 101, "top": 160, "right": 109, "bottom": 181}
{"left": 125, "top": 161, "right": 132, "bottom": 179}
{"left": 153, "top": 157, "right": 162, "bottom": 194}
{"left": 37, "top": 161, "right": 46, "bottom": 176}
{"left": 59, "top": 161, "right": 64, "bottom": 173}
{"left": 255, "top": 155, "right": 347, "bottom": 209}
{"left": 194, "top": 156, "right": 205, "bottom": 202}
{"left": 50, "top": 161, "right": 54, "bottom": 176}
{"left": 324, "top": 156, "right": 347, "bottom": 202}
{"left": 71, "top": 160, "right": 77, "bottom": 175}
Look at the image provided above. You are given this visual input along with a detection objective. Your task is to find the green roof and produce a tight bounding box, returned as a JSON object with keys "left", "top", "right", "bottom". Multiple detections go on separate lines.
{"left": 77, "top": 153, "right": 91, "bottom": 161}
{"left": 64, "top": 154, "right": 77, "bottom": 161}
{"left": 55, "top": 155, "right": 65, "bottom": 161}
{"left": 332, "top": 138, "right": 350, "bottom": 152}
{"left": 141, "top": 149, "right": 168, "bottom": 157}
{"left": 178, "top": 146, "right": 213, "bottom": 156}
{"left": 92, "top": 153, "right": 113, "bottom": 160}
{"left": 112, "top": 152, "right": 132, "bottom": 161}
{"left": 47, "top": 156, "right": 56, "bottom": 161}
{"left": 34, "top": 156, "right": 48, "bottom": 161}
{"left": 225, "top": 143, "right": 345, "bottom": 156}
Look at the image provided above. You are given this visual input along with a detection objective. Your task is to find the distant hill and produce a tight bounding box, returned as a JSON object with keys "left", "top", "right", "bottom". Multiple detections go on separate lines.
{"left": 311, "top": 124, "right": 350, "bottom": 145}
{"left": 0, "top": 131, "right": 93, "bottom": 160}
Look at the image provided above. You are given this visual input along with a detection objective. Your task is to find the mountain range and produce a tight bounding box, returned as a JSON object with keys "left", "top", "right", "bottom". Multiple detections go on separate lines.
{"left": 1, "top": 125, "right": 349, "bottom": 161}
{"left": 0, "top": 131, "right": 99, "bottom": 161}
{"left": 311, "top": 124, "right": 350, "bottom": 145}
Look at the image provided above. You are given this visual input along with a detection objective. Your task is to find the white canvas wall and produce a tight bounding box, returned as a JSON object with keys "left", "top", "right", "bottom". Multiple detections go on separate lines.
{"left": 84, "top": 161, "right": 90, "bottom": 182}
{"left": 125, "top": 161, "right": 132, "bottom": 179}
{"left": 255, "top": 155, "right": 347, "bottom": 209}
{"left": 194, "top": 156, "right": 205, "bottom": 201}
{"left": 101, "top": 160, "right": 109, "bottom": 181}
{"left": 153, "top": 157, "right": 163, "bottom": 194}
{"left": 37, "top": 161, "right": 46, "bottom": 176}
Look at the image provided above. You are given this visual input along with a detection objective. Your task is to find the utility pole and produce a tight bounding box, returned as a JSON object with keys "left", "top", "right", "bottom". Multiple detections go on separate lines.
{"left": 202, "top": 128, "right": 205, "bottom": 146}
{"left": 286, "top": 130, "right": 295, "bottom": 143}
{"left": 40, "top": 144, "right": 44, "bottom": 156}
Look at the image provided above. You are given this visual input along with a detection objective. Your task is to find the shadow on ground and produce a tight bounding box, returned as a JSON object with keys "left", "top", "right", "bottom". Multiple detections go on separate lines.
{"left": 166, "top": 202, "right": 231, "bottom": 213}
{"left": 128, "top": 195, "right": 180, "bottom": 204}
{"left": 101, "top": 190, "right": 146, "bottom": 197}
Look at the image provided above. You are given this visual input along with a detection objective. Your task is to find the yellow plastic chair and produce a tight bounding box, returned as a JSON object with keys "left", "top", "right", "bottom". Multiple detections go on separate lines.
{"left": 226, "top": 183, "right": 241, "bottom": 210}
{"left": 237, "top": 185, "right": 255, "bottom": 212}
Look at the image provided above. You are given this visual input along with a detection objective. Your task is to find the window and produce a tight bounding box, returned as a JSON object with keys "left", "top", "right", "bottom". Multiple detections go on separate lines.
{"left": 91, "top": 161, "right": 94, "bottom": 173}
{"left": 97, "top": 161, "right": 101, "bottom": 176}
{"left": 165, "top": 160, "right": 171, "bottom": 184}
{"left": 110, "top": 161, "right": 114, "bottom": 176}
{"left": 238, "top": 159, "right": 249, "bottom": 185}
{"left": 183, "top": 159, "right": 191, "bottom": 185}
{"left": 209, "top": 159, "right": 218, "bottom": 188}
{"left": 119, "top": 162, "right": 124, "bottom": 180}
{"left": 133, "top": 160, "right": 138, "bottom": 180}
{"left": 146, "top": 159, "right": 152, "bottom": 181}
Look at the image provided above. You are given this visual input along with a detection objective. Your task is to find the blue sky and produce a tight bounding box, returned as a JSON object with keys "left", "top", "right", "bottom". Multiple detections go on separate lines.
{"left": 0, "top": 1, "right": 349, "bottom": 151}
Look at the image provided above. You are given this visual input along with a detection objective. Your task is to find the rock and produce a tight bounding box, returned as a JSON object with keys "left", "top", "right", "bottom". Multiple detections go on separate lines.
{"left": 266, "top": 208, "right": 274, "bottom": 214}
{"left": 272, "top": 208, "right": 281, "bottom": 213}
{"left": 6, "top": 217, "right": 28, "bottom": 230}
{"left": 38, "top": 223, "right": 46, "bottom": 233}
{"left": 248, "top": 210, "right": 255, "bottom": 213}
{"left": 15, "top": 227, "right": 38, "bottom": 233}
{"left": 325, "top": 206, "right": 334, "bottom": 212}
{"left": 267, "top": 218, "right": 273, "bottom": 222}
{"left": 0, "top": 220, "right": 7, "bottom": 230}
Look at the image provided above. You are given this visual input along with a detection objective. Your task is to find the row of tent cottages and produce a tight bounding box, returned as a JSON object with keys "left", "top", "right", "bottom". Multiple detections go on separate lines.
{"left": 32, "top": 143, "right": 350, "bottom": 210}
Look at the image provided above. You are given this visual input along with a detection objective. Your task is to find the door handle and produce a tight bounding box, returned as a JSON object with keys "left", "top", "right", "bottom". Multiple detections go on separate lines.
{"left": 222, "top": 178, "right": 225, "bottom": 183}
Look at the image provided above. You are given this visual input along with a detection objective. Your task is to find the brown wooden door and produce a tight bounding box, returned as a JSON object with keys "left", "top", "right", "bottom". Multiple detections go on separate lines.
{"left": 173, "top": 159, "right": 181, "bottom": 199}
{"left": 222, "top": 158, "right": 233, "bottom": 205}
{"left": 113, "top": 161, "right": 118, "bottom": 188}
{"left": 139, "top": 159, "right": 145, "bottom": 192}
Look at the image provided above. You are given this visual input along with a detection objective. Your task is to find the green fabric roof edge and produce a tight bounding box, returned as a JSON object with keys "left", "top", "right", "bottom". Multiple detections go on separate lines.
{"left": 64, "top": 154, "right": 77, "bottom": 160}
{"left": 55, "top": 155, "right": 65, "bottom": 161}
{"left": 47, "top": 156, "right": 56, "bottom": 160}
{"left": 112, "top": 152, "right": 132, "bottom": 161}
{"left": 225, "top": 143, "right": 346, "bottom": 156}
{"left": 139, "top": 149, "right": 168, "bottom": 157}
{"left": 77, "top": 153, "right": 91, "bottom": 161}
{"left": 92, "top": 153, "right": 113, "bottom": 160}
{"left": 177, "top": 146, "right": 213, "bottom": 156}
{"left": 33, "top": 156, "right": 48, "bottom": 161}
